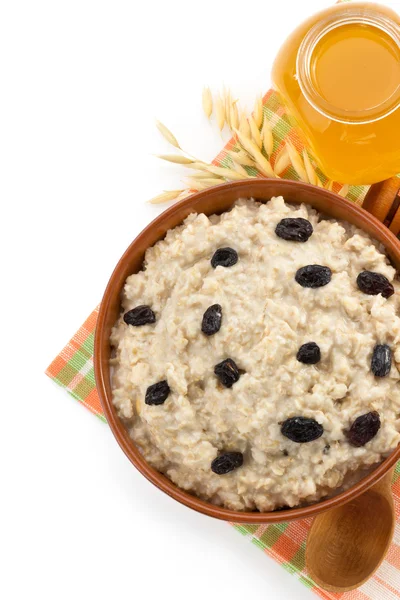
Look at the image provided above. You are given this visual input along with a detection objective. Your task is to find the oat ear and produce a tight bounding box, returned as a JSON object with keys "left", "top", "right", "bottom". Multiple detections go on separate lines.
{"left": 155, "top": 120, "right": 181, "bottom": 149}
{"left": 202, "top": 86, "right": 213, "bottom": 119}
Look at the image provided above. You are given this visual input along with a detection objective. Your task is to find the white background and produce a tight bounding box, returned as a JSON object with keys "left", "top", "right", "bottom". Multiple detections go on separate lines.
{"left": 2, "top": 1, "right": 399, "bottom": 599}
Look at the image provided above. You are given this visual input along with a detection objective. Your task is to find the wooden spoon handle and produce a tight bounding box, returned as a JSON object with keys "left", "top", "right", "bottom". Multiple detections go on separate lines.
{"left": 363, "top": 176, "right": 400, "bottom": 234}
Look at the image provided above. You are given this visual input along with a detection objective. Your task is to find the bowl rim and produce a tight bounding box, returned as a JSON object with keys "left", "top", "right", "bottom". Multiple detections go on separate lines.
{"left": 94, "top": 179, "right": 400, "bottom": 523}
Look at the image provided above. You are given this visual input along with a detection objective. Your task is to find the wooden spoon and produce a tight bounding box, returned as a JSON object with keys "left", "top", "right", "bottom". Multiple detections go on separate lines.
{"left": 305, "top": 467, "right": 395, "bottom": 592}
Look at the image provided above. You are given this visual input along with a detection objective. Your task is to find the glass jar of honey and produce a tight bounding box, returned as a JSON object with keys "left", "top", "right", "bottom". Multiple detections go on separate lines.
{"left": 272, "top": 2, "right": 400, "bottom": 185}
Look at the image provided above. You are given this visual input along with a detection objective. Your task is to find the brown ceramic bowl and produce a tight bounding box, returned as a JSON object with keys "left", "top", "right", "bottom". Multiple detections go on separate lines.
{"left": 94, "top": 179, "right": 400, "bottom": 523}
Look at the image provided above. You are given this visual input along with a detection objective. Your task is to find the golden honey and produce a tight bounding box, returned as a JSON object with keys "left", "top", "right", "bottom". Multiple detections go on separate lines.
{"left": 272, "top": 2, "right": 400, "bottom": 185}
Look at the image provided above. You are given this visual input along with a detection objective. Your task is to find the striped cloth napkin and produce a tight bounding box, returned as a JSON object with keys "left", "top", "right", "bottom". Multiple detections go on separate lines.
{"left": 46, "top": 13, "right": 400, "bottom": 600}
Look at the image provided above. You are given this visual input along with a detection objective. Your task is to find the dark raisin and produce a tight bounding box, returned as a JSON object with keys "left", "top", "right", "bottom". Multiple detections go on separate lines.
{"left": 297, "top": 342, "right": 321, "bottom": 364}
{"left": 371, "top": 344, "right": 392, "bottom": 377}
{"left": 295, "top": 265, "right": 332, "bottom": 288}
{"left": 211, "top": 247, "right": 238, "bottom": 268}
{"left": 214, "top": 358, "right": 240, "bottom": 388}
{"left": 123, "top": 305, "right": 156, "bottom": 326}
{"left": 346, "top": 411, "right": 381, "bottom": 447}
{"left": 323, "top": 444, "right": 331, "bottom": 454}
{"left": 282, "top": 449, "right": 289, "bottom": 457}
{"left": 201, "top": 304, "right": 222, "bottom": 336}
{"left": 281, "top": 417, "right": 323, "bottom": 443}
{"left": 356, "top": 271, "right": 394, "bottom": 299}
{"left": 211, "top": 451, "right": 243, "bottom": 474}
{"left": 145, "top": 380, "right": 170, "bottom": 405}
{"left": 275, "top": 218, "right": 313, "bottom": 242}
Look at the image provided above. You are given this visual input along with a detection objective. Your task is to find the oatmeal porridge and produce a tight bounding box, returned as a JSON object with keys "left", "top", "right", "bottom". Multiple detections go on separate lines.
{"left": 110, "top": 197, "right": 400, "bottom": 512}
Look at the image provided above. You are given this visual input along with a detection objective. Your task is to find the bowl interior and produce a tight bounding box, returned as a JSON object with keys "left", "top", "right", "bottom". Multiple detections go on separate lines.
{"left": 94, "top": 179, "right": 400, "bottom": 523}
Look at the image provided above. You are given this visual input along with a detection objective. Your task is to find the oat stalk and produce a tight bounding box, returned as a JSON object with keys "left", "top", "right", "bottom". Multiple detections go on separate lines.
{"left": 202, "top": 163, "right": 251, "bottom": 181}
{"left": 253, "top": 95, "right": 264, "bottom": 129}
{"left": 189, "top": 170, "right": 225, "bottom": 181}
{"left": 302, "top": 150, "right": 317, "bottom": 186}
{"left": 234, "top": 128, "right": 276, "bottom": 178}
{"left": 262, "top": 120, "right": 274, "bottom": 158}
{"left": 202, "top": 86, "right": 213, "bottom": 119}
{"left": 274, "top": 146, "right": 291, "bottom": 175}
{"left": 248, "top": 115, "right": 262, "bottom": 149}
{"left": 325, "top": 180, "right": 334, "bottom": 191}
{"left": 215, "top": 95, "right": 226, "bottom": 131}
{"left": 155, "top": 120, "right": 181, "bottom": 149}
{"left": 227, "top": 149, "right": 256, "bottom": 168}
{"left": 185, "top": 177, "right": 223, "bottom": 191}
{"left": 224, "top": 88, "right": 232, "bottom": 128}
{"left": 230, "top": 100, "right": 239, "bottom": 130}
{"left": 286, "top": 141, "right": 309, "bottom": 182}
{"left": 231, "top": 160, "right": 249, "bottom": 177}
{"left": 148, "top": 190, "right": 186, "bottom": 204}
{"left": 238, "top": 111, "right": 251, "bottom": 138}
{"left": 156, "top": 154, "right": 195, "bottom": 165}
